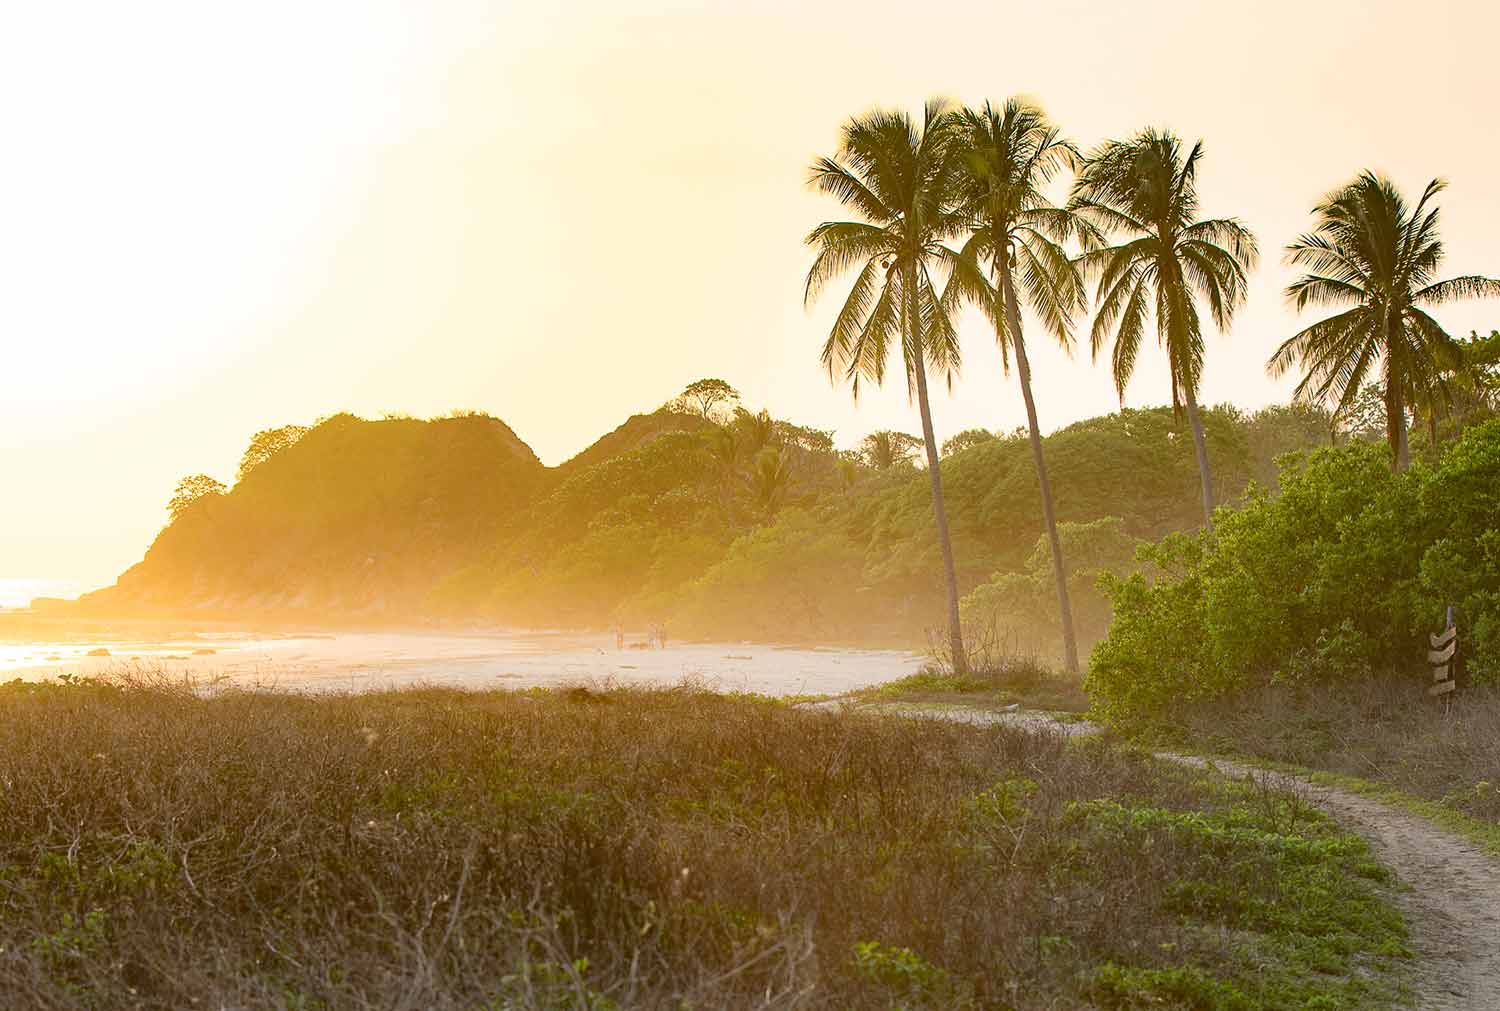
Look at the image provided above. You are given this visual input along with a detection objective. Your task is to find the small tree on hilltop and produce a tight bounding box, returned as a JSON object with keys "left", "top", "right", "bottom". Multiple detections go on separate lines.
{"left": 942, "top": 427, "right": 996, "bottom": 456}
{"left": 236, "top": 424, "right": 309, "bottom": 483}
{"left": 677, "top": 378, "right": 741, "bottom": 420}
{"left": 168, "top": 475, "right": 227, "bottom": 522}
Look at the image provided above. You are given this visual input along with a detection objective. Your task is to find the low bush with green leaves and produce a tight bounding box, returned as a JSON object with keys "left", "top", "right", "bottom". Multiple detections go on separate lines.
{"left": 1088, "top": 419, "right": 1500, "bottom": 729}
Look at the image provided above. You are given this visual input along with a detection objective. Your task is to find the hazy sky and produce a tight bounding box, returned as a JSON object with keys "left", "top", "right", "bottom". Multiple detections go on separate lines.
{"left": 3, "top": 0, "right": 1497, "bottom": 590}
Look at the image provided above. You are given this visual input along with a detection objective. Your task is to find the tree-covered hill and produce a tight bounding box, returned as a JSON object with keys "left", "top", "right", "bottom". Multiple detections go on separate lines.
{"left": 71, "top": 398, "right": 1332, "bottom": 645}
{"left": 77, "top": 413, "right": 548, "bottom": 617}
{"left": 553, "top": 410, "right": 711, "bottom": 477}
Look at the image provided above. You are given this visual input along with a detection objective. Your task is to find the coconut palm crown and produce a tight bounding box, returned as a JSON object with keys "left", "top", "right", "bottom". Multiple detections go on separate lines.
{"left": 1269, "top": 172, "right": 1500, "bottom": 470}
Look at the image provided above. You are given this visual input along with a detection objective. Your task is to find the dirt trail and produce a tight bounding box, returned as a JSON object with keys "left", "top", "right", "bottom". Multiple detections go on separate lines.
{"left": 820, "top": 703, "right": 1500, "bottom": 1009}
{"left": 1160, "top": 753, "right": 1500, "bottom": 1010}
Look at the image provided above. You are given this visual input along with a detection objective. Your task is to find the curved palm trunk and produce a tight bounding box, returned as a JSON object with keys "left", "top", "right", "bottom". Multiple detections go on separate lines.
{"left": 1181, "top": 384, "right": 1215, "bottom": 532}
{"left": 906, "top": 268, "right": 968, "bottom": 675}
{"left": 1001, "top": 271, "right": 1080, "bottom": 674}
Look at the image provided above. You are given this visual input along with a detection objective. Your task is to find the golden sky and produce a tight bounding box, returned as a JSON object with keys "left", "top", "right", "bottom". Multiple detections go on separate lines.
{"left": 3, "top": 0, "right": 1497, "bottom": 589}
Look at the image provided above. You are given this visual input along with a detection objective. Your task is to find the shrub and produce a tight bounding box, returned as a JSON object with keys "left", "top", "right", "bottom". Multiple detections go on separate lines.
{"left": 1088, "top": 420, "right": 1500, "bottom": 730}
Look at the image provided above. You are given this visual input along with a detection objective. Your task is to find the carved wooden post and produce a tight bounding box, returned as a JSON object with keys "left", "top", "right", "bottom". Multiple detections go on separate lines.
{"left": 1428, "top": 608, "right": 1458, "bottom": 699}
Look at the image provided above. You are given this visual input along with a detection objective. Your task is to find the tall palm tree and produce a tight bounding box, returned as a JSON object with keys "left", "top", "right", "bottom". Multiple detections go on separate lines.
{"left": 805, "top": 100, "right": 970, "bottom": 672}
{"left": 1071, "top": 130, "right": 1258, "bottom": 531}
{"left": 1269, "top": 173, "right": 1500, "bottom": 471}
{"left": 944, "top": 98, "right": 1095, "bottom": 674}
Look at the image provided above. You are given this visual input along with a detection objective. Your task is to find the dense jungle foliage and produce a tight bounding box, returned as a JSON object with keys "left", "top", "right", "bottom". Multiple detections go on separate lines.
{"left": 71, "top": 396, "right": 1333, "bottom": 649}
{"left": 1088, "top": 417, "right": 1500, "bottom": 729}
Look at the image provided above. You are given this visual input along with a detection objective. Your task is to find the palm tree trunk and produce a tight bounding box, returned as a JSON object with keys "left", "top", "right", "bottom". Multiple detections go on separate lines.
{"left": 1001, "top": 271, "right": 1079, "bottom": 674}
{"left": 1181, "top": 384, "right": 1215, "bottom": 532}
{"left": 1387, "top": 383, "right": 1411, "bottom": 472}
{"left": 906, "top": 267, "right": 968, "bottom": 675}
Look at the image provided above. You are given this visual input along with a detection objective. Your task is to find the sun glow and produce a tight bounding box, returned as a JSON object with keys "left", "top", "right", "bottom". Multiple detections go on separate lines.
{"left": 3, "top": 0, "right": 1497, "bottom": 588}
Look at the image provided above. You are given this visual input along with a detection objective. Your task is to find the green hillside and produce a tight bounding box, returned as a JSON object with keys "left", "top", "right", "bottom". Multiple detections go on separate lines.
{"left": 78, "top": 413, "right": 547, "bottom": 617}
{"left": 74, "top": 400, "right": 1331, "bottom": 647}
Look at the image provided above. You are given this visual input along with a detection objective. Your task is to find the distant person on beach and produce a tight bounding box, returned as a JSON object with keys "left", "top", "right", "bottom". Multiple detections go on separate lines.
{"left": 614, "top": 624, "right": 624, "bottom": 650}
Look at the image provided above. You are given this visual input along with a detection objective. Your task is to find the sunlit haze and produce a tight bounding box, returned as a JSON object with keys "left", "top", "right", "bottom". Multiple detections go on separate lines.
{"left": 3, "top": 0, "right": 1496, "bottom": 589}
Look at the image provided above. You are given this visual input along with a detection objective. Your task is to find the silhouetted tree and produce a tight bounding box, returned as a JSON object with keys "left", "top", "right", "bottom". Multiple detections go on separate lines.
{"left": 168, "top": 475, "right": 226, "bottom": 522}
{"left": 236, "top": 424, "right": 309, "bottom": 483}
{"left": 805, "top": 100, "right": 970, "bottom": 672}
{"left": 945, "top": 99, "right": 1097, "bottom": 673}
{"left": 677, "top": 378, "right": 741, "bottom": 420}
{"left": 1072, "top": 129, "right": 1258, "bottom": 530}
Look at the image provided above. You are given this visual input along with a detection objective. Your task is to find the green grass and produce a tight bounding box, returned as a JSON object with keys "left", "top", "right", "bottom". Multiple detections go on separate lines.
{"left": 0, "top": 674, "right": 1408, "bottom": 1009}
{"left": 853, "top": 658, "right": 1090, "bottom": 713}
{"left": 1189, "top": 754, "right": 1500, "bottom": 861}
{"left": 1166, "top": 679, "right": 1500, "bottom": 840}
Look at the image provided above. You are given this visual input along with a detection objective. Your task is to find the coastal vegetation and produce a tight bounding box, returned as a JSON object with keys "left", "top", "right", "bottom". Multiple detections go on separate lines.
{"left": 57, "top": 99, "right": 1498, "bottom": 698}
{"left": 64, "top": 398, "right": 1333, "bottom": 661}
{"left": 3, "top": 88, "right": 1499, "bottom": 1011}
{"left": 0, "top": 675, "right": 1409, "bottom": 1009}
{"left": 1088, "top": 416, "right": 1500, "bottom": 727}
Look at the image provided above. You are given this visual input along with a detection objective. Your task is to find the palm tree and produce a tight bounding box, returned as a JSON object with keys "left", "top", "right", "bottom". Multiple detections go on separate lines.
{"left": 746, "top": 446, "right": 792, "bottom": 520}
{"left": 805, "top": 100, "right": 970, "bottom": 672}
{"left": 1269, "top": 173, "right": 1500, "bottom": 471}
{"left": 860, "top": 430, "right": 923, "bottom": 470}
{"left": 1071, "top": 130, "right": 1258, "bottom": 531}
{"left": 944, "top": 99, "right": 1095, "bottom": 674}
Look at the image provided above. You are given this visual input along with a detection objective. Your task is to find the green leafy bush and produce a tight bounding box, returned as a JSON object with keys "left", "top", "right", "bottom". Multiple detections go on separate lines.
{"left": 961, "top": 516, "right": 1143, "bottom": 660}
{"left": 1089, "top": 419, "right": 1500, "bottom": 729}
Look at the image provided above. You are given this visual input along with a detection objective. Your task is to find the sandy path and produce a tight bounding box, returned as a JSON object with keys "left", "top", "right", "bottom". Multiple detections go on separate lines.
{"left": 819, "top": 703, "right": 1500, "bottom": 1009}
{"left": 1167, "top": 754, "right": 1500, "bottom": 1010}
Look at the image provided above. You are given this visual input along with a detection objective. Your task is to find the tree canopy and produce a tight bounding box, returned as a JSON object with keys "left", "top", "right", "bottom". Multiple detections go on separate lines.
{"left": 236, "top": 425, "right": 310, "bottom": 483}
{"left": 1270, "top": 173, "right": 1500, "bottom": 470}
{"left": 675, "top": 379, "right": 741, "bottom": 420}
{"left": 167, "top": 475, "right": 226, "bottom": 522}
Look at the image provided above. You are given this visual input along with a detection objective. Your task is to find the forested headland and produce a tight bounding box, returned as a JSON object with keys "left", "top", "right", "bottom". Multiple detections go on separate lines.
{"left": 60, "top": 392, "right": 1329, "bottom": 657}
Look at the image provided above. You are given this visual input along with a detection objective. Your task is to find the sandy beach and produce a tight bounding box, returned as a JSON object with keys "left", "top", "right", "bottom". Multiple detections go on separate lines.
{"left": 0, "top": 627, "right": 924, "bottom": 697}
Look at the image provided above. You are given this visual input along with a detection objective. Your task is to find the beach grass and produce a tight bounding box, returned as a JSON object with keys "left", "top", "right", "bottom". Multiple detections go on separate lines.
{"left": 0, "top": 674, "right": 1405, "bottom": 1009}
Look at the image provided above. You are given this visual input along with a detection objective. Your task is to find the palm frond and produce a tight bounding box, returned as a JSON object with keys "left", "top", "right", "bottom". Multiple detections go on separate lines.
{"left": 819, "top": 257, "right": 885, "bottom": 382}
{"left": 803, "top": 221, "right": 892, "bottom": 305}
{"left": 1414, "top": 275, "right": 1500, "bottom": 306}
{"left": 807, "top": 158, "right": 891, "bottom": 223}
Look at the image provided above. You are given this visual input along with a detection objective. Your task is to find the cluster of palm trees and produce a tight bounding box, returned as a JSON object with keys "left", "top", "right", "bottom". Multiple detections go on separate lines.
{"left": 804, "top": 96, "right": 1498, "bottom": 676}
